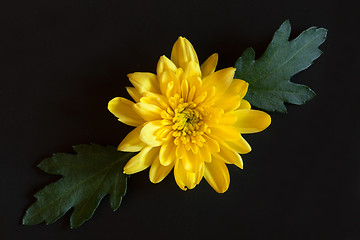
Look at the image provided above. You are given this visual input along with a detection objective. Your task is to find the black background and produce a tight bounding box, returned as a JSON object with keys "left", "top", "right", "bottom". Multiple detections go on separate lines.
{"left": 1, "top": 0, "right": 359, "bottom": 239}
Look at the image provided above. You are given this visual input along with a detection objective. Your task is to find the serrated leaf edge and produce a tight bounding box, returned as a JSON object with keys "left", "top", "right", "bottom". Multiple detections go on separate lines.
{"left": 23, "top": 144, "right": 132, "bottom": 228}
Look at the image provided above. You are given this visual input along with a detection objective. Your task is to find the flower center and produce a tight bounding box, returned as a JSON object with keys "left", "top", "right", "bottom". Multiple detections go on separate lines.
{"left": 158, "top": 93, "right": 212, "bottom": 151}
{"left": 171, "top": 104, "right": 207, "bottom": 148}
{"left": 158, "top": 89, "right": 225, "bottom": 153}
{"left": 173, "top": 105, "right": 202, "bottom": 132}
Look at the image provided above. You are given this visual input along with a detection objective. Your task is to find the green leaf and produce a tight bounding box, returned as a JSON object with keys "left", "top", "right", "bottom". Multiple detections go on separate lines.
{"left": 23, "top": 144, "right": 135, "bottom": 228}
{"left": 234, "top": 20, "right": 327, "bottom": 112}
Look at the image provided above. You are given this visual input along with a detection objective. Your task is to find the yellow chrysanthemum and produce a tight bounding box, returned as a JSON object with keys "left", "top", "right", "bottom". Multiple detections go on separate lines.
{"left": 108, "top": 37, "right": 271, "bottom": 193}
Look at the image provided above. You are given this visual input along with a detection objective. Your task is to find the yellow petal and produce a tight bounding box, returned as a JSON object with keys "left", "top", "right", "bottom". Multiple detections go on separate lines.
{"left": 174, "top": 160, "right": 193, "bottom": 191}
{"left": 199, "top": 144, "right": 211, "bottom": 163}
{"left": 200, "top": 53, "right": 218, "bottom": 78}
{"left": 204, "top": 156, "right": 230, "bottom": 193}
{"left": 209, "top": 125, "right": 241, "bottom": 141}
{"left": 124, "top": 146, "right": 160, "bottom": 174}
{"left": 180, "top": 78, "right": 189, "bottom": 101}
{"left": 108, "top": 97, "right": 144, "bottom": 126}
{"left": 175, "top": 68, "right": 184, "bottom": 80}
{"left": 171, "top": 37, "right": 199, "bottom": 69}
{"left": 214, "top": 94, "right": 241, "bottom": 112}
{"left": 174, "top": 164, "right": 187, "bottom": 190}
{"left": 219, "top": 112, "right": 238, "bottom": 125}
{"left": 187, "top": 85, "right": 197, "bottom": 102}
{"left": 183, "top": 60, "right": 202, "bottom": 81}
{"left": 238, "top": 99, "right": 251, "bottom": 110}
{"left": 133, "top": 102, "right": 163, "bottom": 121}
{"left": 157, "top": 55, "right": 177, "bottom": 75}
{"left": 155, "top": 125, "right": 173, "bottom": 141}
{"left": 128, "top": 72, "right": 161, "bottom": 94}
{"left": 193, "top": 85, "right": 214, "bottom": 105}
{"left": 226, "top": 79, "right": 249, "bottom": 99}
{"left": 159, "top": 140, "right": 177, "bottom": 166}
{"left": 158, "top": 70, "right": 180, "bottom": 96}
{"left": 141, "top": 92, "right": 170, "bottom": 109}
{"left": 126, "top": 87, "right": 141, "bottom": 102}
{"left": 214, "top": 139, "right": 243, "bottom": 169}
{"left": 202, "top": 67, "right": 236, "bottom": 97}
{"left": 149, "top": 156, "right": 174, "bottom": 183}
{"left": 226, "top": 135, "right": 251, "bottom": 154}
{"left": 118, "top": 125, "right": 147, "bottom": 152}
{"left": 196, "top": 163, "right": 205, "bottom": 185}
{"left": 174, "top": 159, "right": 203, "bottom": 191}
{"left": 176, "top": 143, "right": 186, "bottom": 159}
{"left": 139, "top": 120, "right": 164, "bottom": 147}
{"left": 183, "top": 61, "right": 202, "bottom": 96}
{"left": 233, "top": 109, "right": 271, "bottom": 134}
{"left": 203, "top": 134, "right": 220, "bottom": 153}
{"left": 182, "top": 148, "right": 203, "bottom": 173}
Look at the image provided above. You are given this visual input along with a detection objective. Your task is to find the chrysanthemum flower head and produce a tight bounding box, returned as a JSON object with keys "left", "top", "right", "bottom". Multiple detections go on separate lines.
{"left": 108, "top": 37, "right": 271, "bottom": 193}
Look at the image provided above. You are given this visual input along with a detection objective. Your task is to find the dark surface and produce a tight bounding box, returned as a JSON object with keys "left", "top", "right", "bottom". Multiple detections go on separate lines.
{"left": 1, "top": 0, "right": 359, "bottom": 239}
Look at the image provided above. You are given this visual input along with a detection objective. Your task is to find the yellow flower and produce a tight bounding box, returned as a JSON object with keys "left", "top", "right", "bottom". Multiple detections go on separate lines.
{"left": 108, "top": 37, "right": 271, "bottom": 193}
